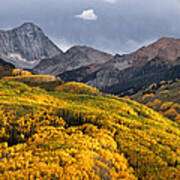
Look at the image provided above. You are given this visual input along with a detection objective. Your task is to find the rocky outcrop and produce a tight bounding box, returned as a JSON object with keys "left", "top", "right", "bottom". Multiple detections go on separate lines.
{"left": 85, "top": 54, "right": 135, "bottom": 89}
{"left": 0, "top": 23, "right": 62, "bottom": 68}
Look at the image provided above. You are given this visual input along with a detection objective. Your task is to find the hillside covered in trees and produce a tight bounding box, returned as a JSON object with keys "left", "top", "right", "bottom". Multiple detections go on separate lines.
{"left": 0, "top": 78, "right": 179, "bottom": 179}
{"left": 131, "top": 79, "right": 180, "bottom": 124}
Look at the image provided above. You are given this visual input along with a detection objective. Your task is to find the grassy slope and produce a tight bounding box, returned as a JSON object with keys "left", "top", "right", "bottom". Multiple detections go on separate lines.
{"left": 0, "top": 81, "right": 179, "bottom": 179}
{"left": 131, "top": 79, "right": 180, "bottom": 124}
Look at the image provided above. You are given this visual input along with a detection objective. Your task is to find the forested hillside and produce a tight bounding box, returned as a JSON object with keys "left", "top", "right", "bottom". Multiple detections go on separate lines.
{"left": 131, "top": 79, "right": 180, "bottom": 124}
{"left": 0, "top": 80, "right": 179, "bottom": 179}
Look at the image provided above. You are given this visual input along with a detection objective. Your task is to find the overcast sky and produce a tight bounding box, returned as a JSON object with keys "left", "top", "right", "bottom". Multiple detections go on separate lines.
{"left": 1, "top": 0, "right": 180, "bottom": 54}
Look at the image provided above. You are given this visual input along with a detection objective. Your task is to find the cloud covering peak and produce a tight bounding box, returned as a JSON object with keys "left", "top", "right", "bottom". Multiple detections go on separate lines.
{"left": 75, "top": 9, "right": 97, "bottom": 20}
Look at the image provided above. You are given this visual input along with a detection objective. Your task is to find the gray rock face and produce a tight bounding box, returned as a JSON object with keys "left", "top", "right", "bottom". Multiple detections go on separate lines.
{"left": 34, "top": 45, "right": 113, "bottom": 75}
{"left": 86, "top": 38, "right": 180, "bottom": 94}
{"left": 0, "top": 23, "right": 62, "bottom": 68}
{"left": 33, "top": 53, "right": 68, "bottom": 75}
{"left": 86, "top": 54, "right": 135, "bottom": 89}
{"left": 65, "top": 46, "right": 112, "bottom": 68}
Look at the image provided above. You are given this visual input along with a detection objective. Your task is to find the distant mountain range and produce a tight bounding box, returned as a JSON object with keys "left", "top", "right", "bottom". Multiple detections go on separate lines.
{"left": 57, "top": 37, "right": 180, "bottom": 95}
{"left": 0, "top": 23, "right": 180, "bottom": 95}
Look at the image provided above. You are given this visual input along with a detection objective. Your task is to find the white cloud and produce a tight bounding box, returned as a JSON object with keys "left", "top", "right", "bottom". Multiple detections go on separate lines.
{"left": 75, "top": 9, "right": 97, "bottom": 20}
{"left": 104, "top": 0, "right": 117, "bottom": 3}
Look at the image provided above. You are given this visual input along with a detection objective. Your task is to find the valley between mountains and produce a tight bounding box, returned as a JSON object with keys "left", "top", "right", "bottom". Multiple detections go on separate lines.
{"left": 0, "top": 23, "right": 179, "bottom": 180}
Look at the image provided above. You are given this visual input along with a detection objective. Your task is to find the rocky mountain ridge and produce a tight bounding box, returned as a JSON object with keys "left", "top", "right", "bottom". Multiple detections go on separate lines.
{"left": 0, "top": 23, "right": 62, "bottom": 68}
{"left": 58, "top": 37, "right": 180, "bottom": 95}
{"left": 34, "top": 45, "right": 113, "bottom": 75}
{"left": 131, "top": 37, "right": 180, "bottom": 67}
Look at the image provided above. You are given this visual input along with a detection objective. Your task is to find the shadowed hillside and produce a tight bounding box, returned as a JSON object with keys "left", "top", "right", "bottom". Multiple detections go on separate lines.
{"left": 0, "top": 58, "right": 15, "bottom": 78}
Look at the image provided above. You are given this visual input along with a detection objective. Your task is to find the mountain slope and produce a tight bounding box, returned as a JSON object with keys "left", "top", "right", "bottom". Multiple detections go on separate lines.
{"left": 59, "top": 37, "right": 180, "bottom": 95}
{"left": 57, "top": 63, "right": 102, "bottom": 82}
{"left": 0, "top": 23, "right": 62, "bottom": 68}
{"left": 131, "top": 37, "right": 180, "bottom": 64}
{"left": 34, "top": 45, "right": 113, "bottom": 75}
{"left": 98, "top": 56, "right": 180, "bottom": 95}
{"left": 131, "top": 78, "right": 180, "bottom": 123}
{"left": 0, "top": 80, "right": 179, "bottom": 179}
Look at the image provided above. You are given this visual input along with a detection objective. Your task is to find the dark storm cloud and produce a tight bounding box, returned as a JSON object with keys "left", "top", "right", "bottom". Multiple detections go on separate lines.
{"left": 0, "top": 0, "right": 180, "bottom": 54}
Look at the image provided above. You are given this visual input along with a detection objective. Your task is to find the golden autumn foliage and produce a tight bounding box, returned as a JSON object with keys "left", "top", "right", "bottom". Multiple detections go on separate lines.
{"left": 56, "top": 82, "right": 100, "bottom": 95}
{"left": 0, "top": 80, "right": 179, "bottom": 179}
{"left": 175, "top": 114, "right": 180, "bottom": 124}
{"left": 164, "top": 108, "right": 178, "bottom": 119}
{"left": 12, "top": 69, "right": 32, "bottom": 76}
{"left": 3, "top": 74, "right": 56, "bottom": 83}
{"left": 2, "top": 68, "right": 64, "bottom": 91}
{"left": 159, "top": 80, "right": 166, "bottom": 85}
{"left": 132, "top": 79, "right": 180, "bottom": 124}
{"left": 148, "top": 83, "right": 157, "bottom": 90}
{"left": 146, "top": 99, "right": 161, "bottom": 108}
{"left": 142, "top": 93, "right": 155, "bottom": 101}
{"left": 159, "top": 90, "right": 169, "bottom": 95}
{"left": 160, "top": 101, "right": 174, "bottom": 111}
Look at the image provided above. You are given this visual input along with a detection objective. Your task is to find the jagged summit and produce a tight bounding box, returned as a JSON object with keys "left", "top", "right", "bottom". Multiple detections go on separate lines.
{"left": 15, "top": 22, "right": 43, "bottom": 33}
{"left": 0, "top": 23, "right": 43, "bottom": 35}
{"left": 0, "top": 23, "right": 62, "bottom": 68}
{"left": 20, "top": 22, "right": 39, "bottom": 27}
